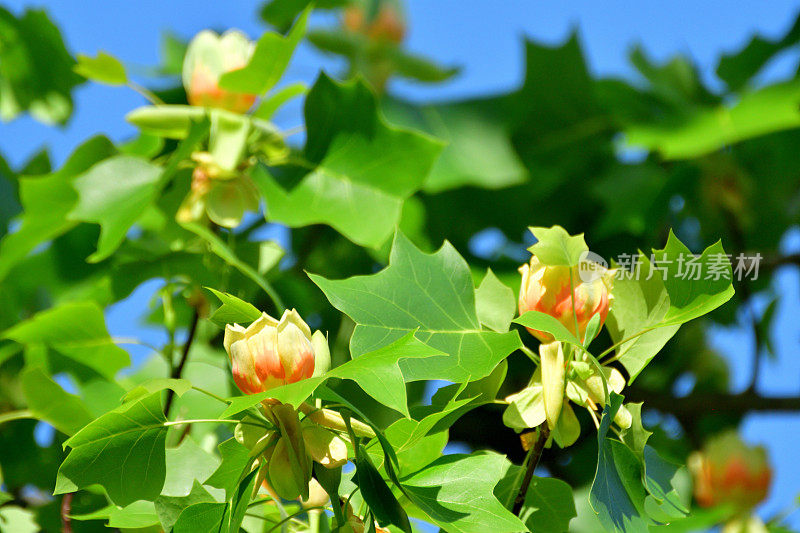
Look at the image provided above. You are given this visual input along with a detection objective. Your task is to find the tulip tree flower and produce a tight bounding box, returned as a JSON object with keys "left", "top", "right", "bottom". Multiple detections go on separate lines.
{"left": 343, "top": 0, "right": 406, "bottom": 43}
{"left": 182, "top": 29, "right": 257, "bottom": 113}
{"left": 224, "top": 309, "right": 317, "bottom": 395}
{"left": 518, "top": 256, "right": 614, "bottom": 344}
{"left": 689, "top": 431, "right": 772, "bottom": 512}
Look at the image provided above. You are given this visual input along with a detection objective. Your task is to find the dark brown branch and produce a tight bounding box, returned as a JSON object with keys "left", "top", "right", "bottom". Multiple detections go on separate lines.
{"left": 512, "top": 425, "right": 550, "bottom": 515}
{"left": 762, "top": 253, "right": 800, "bottom": 269}
{"left": 626, "top": 388, "right": 800, "bottom": 414}
{"left": 164, "top": 309, "right": 200, "bottom": 416}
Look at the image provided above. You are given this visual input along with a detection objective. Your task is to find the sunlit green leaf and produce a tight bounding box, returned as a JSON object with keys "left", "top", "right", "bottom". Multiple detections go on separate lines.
{"left": 310, "top": 231, "right": 521, "bottom": 382}
{"left": 383, "top": 98, "right": 525, "bottom": 193}
{"left": 0, "top": 7, "right": 82, "bottom": 124}
{"left": 55, "top": 392, "right": 168, "bottom": 506}
{"left": 625, "top": 80, "right": 800, "bottom": 159}
{"left": 20, "top": 367, "right": 93, "bottom": 435}
{"left": 254, "top": 75, "right": 443, "bottom": 248}
{"left": 589, "top": 393, "right": 650, "bottom": 533}
{"left": 68, "top": 155, "right": 162, "bottom": 262}
{"left": 401, "top": 453, "right": 526, "bottom": 533}
{"left": 74, "top": 51, "right": 127, "bottom": 85}
{"left": 475, "top": 269, "right": 516, "bottom": 333}
{"left": 519, "top": 476, "right": 577, "bottom": 533}
{"left": 218, "top": 9, "right": 309, "bottom": 95}
{"left": 3, "top": 301, "right": 129, "bottom": 379}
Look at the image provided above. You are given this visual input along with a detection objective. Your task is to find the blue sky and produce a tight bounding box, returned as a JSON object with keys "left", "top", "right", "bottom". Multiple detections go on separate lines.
{"left": 3, "top": 0, "right": 800, "bottom": 528}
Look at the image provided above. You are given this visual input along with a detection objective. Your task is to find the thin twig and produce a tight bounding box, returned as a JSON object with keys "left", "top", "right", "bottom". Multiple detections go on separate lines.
{"left": 512, "top": 425, "right": 550, "bottom": 515}
{"left": 164, "top": 309, "right": 200, "bottom": 416}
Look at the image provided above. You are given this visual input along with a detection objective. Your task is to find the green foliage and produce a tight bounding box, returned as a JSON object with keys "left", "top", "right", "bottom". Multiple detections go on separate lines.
{"left": 3, "top": 301, "right": 129, "bottom": 378}
{"left": 0, "top": 6, "right": 82, "bottom": 124}
{"left": 74, "top": 51, "right": 128, "bottom": 85}
{"left": 311, "top": 232, "right": 521, "bottom": 381}
{"left": 55, "top": 392, "right": 171, "bottom": 506}
{"left": 218, "top": 8, "right": 309, "bottom": 95}
{"left": 401, "top": 453, "right": 526, "bottom": 533}
{"left": 254, "top": 75, "right": 443, "bottom": 248}
{"left": 1, "top": 2, "right": 792, "bottom": 532}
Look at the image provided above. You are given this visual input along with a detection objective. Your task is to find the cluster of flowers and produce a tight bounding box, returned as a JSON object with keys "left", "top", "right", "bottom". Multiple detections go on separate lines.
{"left": 222, "top": 241, "right": 772, "bottom": 525}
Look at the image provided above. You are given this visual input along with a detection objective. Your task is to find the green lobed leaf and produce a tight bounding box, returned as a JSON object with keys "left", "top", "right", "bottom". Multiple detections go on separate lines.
{"left": 71, "top": 500, "right": 161, "bottom": 529}
{"left": 589, "top": 393, "right": 651, "bottom": 533}
{"left": 475, "top": 268, "right": 517, "bottom": 333}
{"left": 172, "top": 502, "right": 227, "bottom": 533}
{"left": 0, "top": 7, "right": 82, "bottom": 124}
{"left": 606, "top": 253, "right": 680, "bottom": 382}
{"left": 382, "top": 98, "right": 525, "bottom": 193}
{"left": 162, "top": 437, "right": 221, "bottom": 498}
{"left": 655, "top": 231, "right": 735, "bottom": 325}
{"left": 67, "top": 155, "right": 162, "bottom": 262}
{"left": 0, "top": 136, "right": 115, "bottom": 282}
{"left": 55, "top": 392, "right": 168, "bottom": 506}
{"left": 218, "top": 8, "right": 309, "bottom": 95}
{"left": 122, "top": 377, "right": 192, "bottom": 403}
{"left": 642, "top": 445, "right": 690, "bottom": 520}
{"left": 206, "top": 288, "right": 263, "bottom": 326}
{"left": 254, "top": 75, "right": 443, "bottom": 248}
{"left": 74, "top": 51, "right": 127, "bottom": 85}
{"left": 716, "top": 13, "right": 800, "bottom": 92}
{"left": 355, "top": 443, "right": 412, "bottom": 533}
{"left": 204, "top": 438, "right": 251, "bottom": 499}
{"left": 527, "top": 225, "right": 588, "bottom": 267}
{"left": 607, "top": 233, "right": 734, "bottom": 380}
{"left": 3, "top": 301, "right": 129, "bottom": 379}
{"left": 625, "top": 80, "right": 800, "bottom": 159}
{"left": 311, "top": 231, "right": 521, "bottom": 383}
{"left": 401, "top": 452, "right": 527, "bottom": 533}
{"left": 519, "top": 476, "right": 577, "bottom": 533}
{"left": 155, "top": 481, "right": 217, "bottom": 531}
{"left": 20, "top": 368, "right": 93, "bottom": 435}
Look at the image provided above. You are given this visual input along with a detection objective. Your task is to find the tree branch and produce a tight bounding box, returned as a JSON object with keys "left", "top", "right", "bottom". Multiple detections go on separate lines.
{"left": 627, "top": 388, "right": 800, "bottom": 414}
{"left": 164, "top": 309, "right": 200, "bottom": 416}
{"left": 512, "top": 425, "right": 550, "bottom": 516}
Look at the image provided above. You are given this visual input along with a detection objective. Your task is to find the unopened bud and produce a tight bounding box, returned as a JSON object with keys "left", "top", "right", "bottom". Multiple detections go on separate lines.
{"left": 183, "top": 30, "right": 257, "bottom": 113}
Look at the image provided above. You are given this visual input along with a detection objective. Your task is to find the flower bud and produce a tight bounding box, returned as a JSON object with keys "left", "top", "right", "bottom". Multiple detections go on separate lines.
{"left": 343, "top": 0, "right": 405, "bottom": 43}
{"left": 302, "top": 478, "right": 329, "bottom": 509}
{"left": 266, "top": 436, "right": 307, "bottom": 500}
{"left": 302, "top": 422, "right": 348, "bottom": 468}
{"left": 540, "top": 342, "right": 565, "bottom": 430}
{"left": 688, "top": 431, "right": 771, "bottom": 511}
{"left": 224, "top": 309, "right": 316, "bottom": 395}
{"left": 311, "top": 330, "right": 331, "bottom": 377}
{"left": 518, "top": 256, "right": 614, "bottom": 343}
{"left": 183, "top": 30, "right": 257, "bottom": 113}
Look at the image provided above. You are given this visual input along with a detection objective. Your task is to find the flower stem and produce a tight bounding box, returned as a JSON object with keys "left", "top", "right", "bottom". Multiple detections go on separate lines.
{"left": 0, "top": 409, "right": 33, "bottom": 425}
{"left": 512, "top": 425, "right": 550, "bottom": 515}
